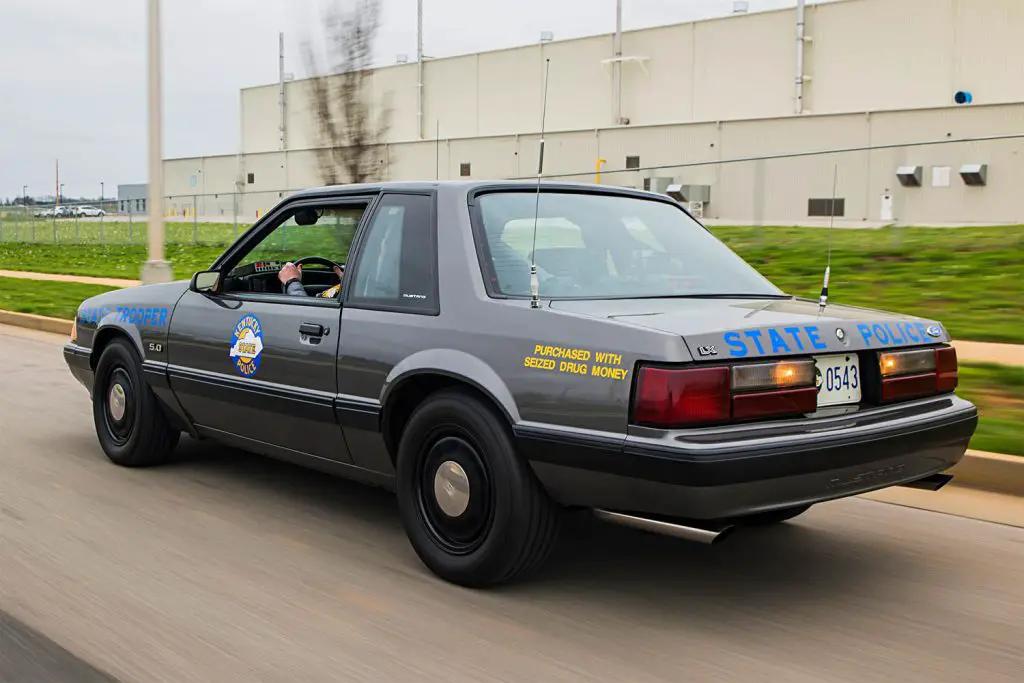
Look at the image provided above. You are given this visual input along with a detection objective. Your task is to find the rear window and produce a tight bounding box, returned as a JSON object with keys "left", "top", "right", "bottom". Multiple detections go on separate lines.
{"left": 474, "top": 191, "right": 782, "bottom": 299}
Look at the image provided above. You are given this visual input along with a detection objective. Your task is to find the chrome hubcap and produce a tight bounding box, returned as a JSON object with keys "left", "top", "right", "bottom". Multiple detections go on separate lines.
{"left": 433, "top": 460, "right": 470, "bottom": 517}
{"left": 108, "top": 383, "right": 126, "bottom": 421}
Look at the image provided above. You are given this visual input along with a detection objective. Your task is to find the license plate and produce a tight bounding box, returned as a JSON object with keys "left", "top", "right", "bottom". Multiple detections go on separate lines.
{"left": 814, "top": 354, "right": 862, "bottom": 407}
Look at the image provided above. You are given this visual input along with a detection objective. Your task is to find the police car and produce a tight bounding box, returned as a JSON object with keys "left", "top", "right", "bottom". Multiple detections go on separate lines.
{"left": 63, "top": 181, "right": 978, "bottom": 587}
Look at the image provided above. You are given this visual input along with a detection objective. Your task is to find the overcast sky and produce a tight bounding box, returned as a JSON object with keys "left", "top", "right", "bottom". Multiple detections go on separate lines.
{"left": 0, "top": 0, "right": 821, "bottom": 198}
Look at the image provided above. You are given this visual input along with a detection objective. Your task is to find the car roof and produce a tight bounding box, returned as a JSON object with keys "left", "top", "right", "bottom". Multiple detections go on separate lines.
{"left": 285, "top": 179, "right": 679, "bottom": 204}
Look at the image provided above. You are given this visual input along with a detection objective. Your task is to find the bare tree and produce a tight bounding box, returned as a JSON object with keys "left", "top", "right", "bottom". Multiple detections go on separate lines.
{"left": 303, "top": 0, "right": 393, "bottom": 186}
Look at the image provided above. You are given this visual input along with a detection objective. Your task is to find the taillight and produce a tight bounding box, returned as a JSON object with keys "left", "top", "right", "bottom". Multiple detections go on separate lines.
{"left": 878, "top": 346, "right": 957, "bottom": 402}
{"left": 633, "top": 359, "right": 817, "bottom": 428}
{"left": 633, "top": 366, "right": 730, "bottom": 426}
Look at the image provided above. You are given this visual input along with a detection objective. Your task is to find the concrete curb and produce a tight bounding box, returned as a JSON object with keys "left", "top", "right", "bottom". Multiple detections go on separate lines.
{"left": 947, "top": 451, "right": 1024, "bottom": 497}
{"left": 0, "top": 310, "right": 73, "bottom": 336}
{"left": 1, "top": 308, "right": 1021, "bottom": 498}
{"left": 0, "top": 269, "right": 138, "bottom": 287}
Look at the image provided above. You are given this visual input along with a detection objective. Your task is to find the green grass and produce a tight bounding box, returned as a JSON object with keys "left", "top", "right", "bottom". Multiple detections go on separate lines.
{"left": 956, "top": 363, "right": 1024, "bottom": 457}
{"left": 710, "top": 225, "right": 1024, "bottom": 345}
{"left": 0, "top": 276, "right": 118, "bottom": 320}
{"left": 1, "top": 223, "right": 1022, "bottom": 342}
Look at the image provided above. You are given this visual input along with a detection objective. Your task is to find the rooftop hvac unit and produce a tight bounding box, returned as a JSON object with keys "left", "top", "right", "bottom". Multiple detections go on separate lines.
{"left": 896, "top": 166, "right": 923, "bottom": 187}
{"left": 959, "top": 163, "right": 988, "bottom": 186}
{"left": 666, "top": 184, "right": 711, "bottom": 204}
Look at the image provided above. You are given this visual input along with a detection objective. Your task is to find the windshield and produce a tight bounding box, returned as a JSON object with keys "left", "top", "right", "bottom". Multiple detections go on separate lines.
{"left": 474, "top": 191, "right": 784, "bottom": 299}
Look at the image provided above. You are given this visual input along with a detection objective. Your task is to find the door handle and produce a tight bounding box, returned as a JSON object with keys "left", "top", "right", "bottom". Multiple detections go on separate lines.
{"left": 299, "top": 322, "right": 326, "bottom": 337}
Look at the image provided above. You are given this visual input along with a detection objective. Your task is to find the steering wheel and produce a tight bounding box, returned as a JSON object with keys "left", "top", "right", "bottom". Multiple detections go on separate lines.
{"left": 293, "top": 255, "right": 345, "bottom": 280}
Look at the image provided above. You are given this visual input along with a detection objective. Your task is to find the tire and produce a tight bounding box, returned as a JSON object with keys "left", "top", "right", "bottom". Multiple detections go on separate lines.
{"left": 735, "top": 504, "right": 812, "bottom": 526}
{"left": 395, "top": 388, "right": 561, "bottom": 588}
{"left": 92, "top": 337, "right": 180, "bottom": 467}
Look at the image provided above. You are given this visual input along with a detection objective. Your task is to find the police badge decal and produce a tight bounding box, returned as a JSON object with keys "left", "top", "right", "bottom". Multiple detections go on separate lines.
{"left": 229, "top": 314, "right": 264, "bottom": 377}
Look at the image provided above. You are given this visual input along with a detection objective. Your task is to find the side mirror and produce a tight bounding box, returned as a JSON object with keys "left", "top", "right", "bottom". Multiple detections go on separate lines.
{"left": 190, "top": 270, "right": 221, "bottom": 293}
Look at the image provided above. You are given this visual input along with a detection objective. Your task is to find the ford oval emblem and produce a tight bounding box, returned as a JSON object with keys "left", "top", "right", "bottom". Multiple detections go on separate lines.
{"left": 926, "top": 325, "right": 943, "bottom": 338}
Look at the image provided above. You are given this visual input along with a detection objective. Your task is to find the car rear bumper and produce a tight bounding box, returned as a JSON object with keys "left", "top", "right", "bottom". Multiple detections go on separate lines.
{"left": 517, "top": 394, "right": 978, "bottom": 521}
{"left": 63, "top": 342, "right": 94, "bottom": 394}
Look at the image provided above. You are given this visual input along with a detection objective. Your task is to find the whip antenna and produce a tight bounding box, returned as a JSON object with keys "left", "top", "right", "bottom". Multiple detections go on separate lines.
{"left": 530, "top": 58, "right": 551, "bottom": 309}
{"left": 818, "top": 163, "right": 838, "bottom": 315}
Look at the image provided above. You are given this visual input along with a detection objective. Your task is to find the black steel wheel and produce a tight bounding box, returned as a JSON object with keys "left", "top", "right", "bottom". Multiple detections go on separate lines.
{"left": 92, "top": 337, "right": 180, "bottom": 467}
{"left": 396, "top": 388, "right": 561, "bottom": 588}
{"left": 416, "top": 433, "right": 495, "bottom": 555}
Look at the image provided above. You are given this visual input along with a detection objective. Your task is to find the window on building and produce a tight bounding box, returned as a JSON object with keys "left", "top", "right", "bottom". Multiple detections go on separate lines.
{"left": 625, "top": 155, "right": 641, "bottom": 170}
{"left": 460, "top": 163, "right": 471, "bottom": 177}
{"left": 808, "top": 198, "right": 845, "bottom": 217}
{"left": 247, "top": 172, "right": 255, "bottom": 184}
{"left": 348, "top": 193, "right": 437, "bottom": 314}
{"left": 120, "top": 201, "right": 125, "bottom": 212}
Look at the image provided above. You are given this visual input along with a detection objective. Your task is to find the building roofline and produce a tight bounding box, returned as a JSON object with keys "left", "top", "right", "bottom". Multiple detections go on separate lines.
{"left": 239, "top": 0, "right": 852, "bottom": 93}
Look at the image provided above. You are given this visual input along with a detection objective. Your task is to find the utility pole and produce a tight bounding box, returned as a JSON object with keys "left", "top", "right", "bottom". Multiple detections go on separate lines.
{"left": 416, "top": 0, "right": 424, "bottom": 139}
{"left": 279, "top": 31, "right": 286, "bottom": 151}
{"left": 613, "top": 0, "right": 623, "bottom": 125}
{"left": 141, "top": 0, "right": 172, "bottom": 284}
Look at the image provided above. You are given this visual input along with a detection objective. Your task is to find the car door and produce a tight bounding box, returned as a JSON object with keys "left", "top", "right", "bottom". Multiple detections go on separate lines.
{"left": 166, "top": 196, "right": 375, "bottom": 463}
{"left": 333, "top": 191, "right": 440, "bottom": 475}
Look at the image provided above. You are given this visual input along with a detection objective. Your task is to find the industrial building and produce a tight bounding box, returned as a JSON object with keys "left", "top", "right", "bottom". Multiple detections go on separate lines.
{"left": 163, "top": 0, "right": 1024, "bottom": 225}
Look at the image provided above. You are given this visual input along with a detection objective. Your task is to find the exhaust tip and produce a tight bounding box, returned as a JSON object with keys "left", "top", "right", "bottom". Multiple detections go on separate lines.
{"left": 898, "top": 473, "right": 954, "bottom": 491}
{"left": 593, "top": 509, "right": 733, "bottom": 545}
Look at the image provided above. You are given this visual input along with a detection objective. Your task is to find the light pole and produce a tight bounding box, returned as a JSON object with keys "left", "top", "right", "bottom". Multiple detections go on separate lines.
{"left": 100, "top": 181, "right": 106, "bottom": 244}
{"left": 141, "top": 0, "right": 172, "bottom": 284}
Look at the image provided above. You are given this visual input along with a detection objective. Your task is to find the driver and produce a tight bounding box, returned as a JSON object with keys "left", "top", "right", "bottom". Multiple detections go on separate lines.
{"left": 278, "top": 261, "right": 345, "bottom": 298}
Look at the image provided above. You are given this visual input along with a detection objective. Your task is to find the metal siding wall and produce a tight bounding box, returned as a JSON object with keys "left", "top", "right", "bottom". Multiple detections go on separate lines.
{"left": 236, "top": 0, "right": 1022, "bottom": 152}
{"left": 718, "top": 115, "right": 871, "bottom": 223}
{"left": 540, "top": 35, "right": 613, "bottom": 132}
{"left": 869, "top": 105, "right": 1024, "bottom": 224}
{"left": 692, "top": 10, "right": 795, "bottom": 121}
{"left": 423, "top": 55, "right": 479, "bottom": 139}
{"left": 374, "top": 63, "right": 420, "bottom": 141}
{"left": 808, "top": 0, "right": 955, "bottom": 115}
{"left": 476, "top": 47, "right": 543, "bottom": 137}
{"left": 446, "top": 137, "right": 522, "bottom": 180}
{"left": 241, "top": 87, "right": 283, "bottom": 154}
{"left": 283, "top": 80, "right": 316, "bottom": 152}
{"left": 177, "top": 104, "right": 1024, "bottom": 226}
{"left": 954, "top": 0, "right": 1024, "bottom": 105}
{"left": 389, "top": 140, "right": 449, "bottom": 180}
{"left": 620, "top": 24, "right": 696, "bottom": 126}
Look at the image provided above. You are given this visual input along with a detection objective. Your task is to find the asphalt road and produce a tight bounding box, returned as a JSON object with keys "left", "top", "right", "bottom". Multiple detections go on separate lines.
{"left": 1, "top": 325, "right": 1022, "bottom": 683}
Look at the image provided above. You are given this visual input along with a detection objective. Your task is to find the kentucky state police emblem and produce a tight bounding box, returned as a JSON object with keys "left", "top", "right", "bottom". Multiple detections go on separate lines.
{"left": 229, "top": 314, "right": 264, "bottom": 377}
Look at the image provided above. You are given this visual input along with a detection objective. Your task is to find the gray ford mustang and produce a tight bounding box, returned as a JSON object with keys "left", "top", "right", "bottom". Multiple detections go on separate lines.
{"left": 64, "top": 181, "right": 978, "bottom": 587}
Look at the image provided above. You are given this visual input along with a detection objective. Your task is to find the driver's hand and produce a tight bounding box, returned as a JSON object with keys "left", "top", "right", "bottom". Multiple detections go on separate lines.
{"left": 333, "top": 265, "right": 344, "bottom": 281}
{"left": 278, "top": 262, "right": 302, "bottom": 284}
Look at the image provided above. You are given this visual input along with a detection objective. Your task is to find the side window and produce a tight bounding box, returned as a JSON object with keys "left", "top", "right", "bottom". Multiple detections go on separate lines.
{"left": 348, "top": 193, "right": 436, "bottom": 313}
{"left": 238, "top": 204, "right": 364, "bottom": 268}
{"left": 222, "top": 202, "right": 368, "bottom": 298}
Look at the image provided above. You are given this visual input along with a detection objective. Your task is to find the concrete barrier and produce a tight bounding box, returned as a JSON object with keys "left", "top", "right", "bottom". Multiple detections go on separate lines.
{"left": 0, "top": 310, "right": 73, "bottom": 336}
{"left": 947, "top": 451, "right": 1024, "bottom": 497}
